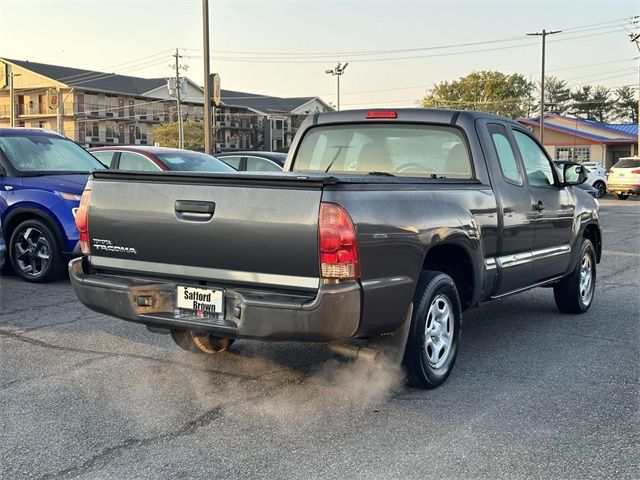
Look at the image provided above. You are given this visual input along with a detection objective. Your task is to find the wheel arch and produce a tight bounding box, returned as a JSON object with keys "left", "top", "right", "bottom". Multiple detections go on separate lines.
{"left": 420, "top": 238, "right": 480, "bottom": 311}
{"left": 583, "top": 222, "right": 602, "bottom": 264}
{"left": 2, "top": 206, "right": 66, "bottom": 252}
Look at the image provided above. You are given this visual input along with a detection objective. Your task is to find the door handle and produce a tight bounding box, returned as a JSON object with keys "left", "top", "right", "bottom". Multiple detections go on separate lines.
{"left": 534, "top": 201, "right": 546, "bottom": 212}
{"left": 174, "top": 200, "right": 215, "bottom": 221}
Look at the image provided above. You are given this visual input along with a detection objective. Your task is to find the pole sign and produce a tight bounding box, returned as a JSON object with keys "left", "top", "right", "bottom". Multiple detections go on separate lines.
{"left": 212, "top": 73, "right": 221, "bottom": 106}
{"left": 47, "top": 88, "right": 59, "bottom": 111}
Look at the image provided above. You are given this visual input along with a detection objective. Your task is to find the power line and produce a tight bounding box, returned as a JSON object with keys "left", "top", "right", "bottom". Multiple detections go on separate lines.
{"left": 190, "top": 26, "right": 626, "bottom": 65}
{"left": 182, "top": 16, "right": 635, "bottom": 58}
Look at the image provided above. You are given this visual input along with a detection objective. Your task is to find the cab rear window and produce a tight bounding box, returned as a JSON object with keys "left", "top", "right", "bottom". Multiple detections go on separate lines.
{"left": 293, "top": 124, "right": 473, "bottom": 179}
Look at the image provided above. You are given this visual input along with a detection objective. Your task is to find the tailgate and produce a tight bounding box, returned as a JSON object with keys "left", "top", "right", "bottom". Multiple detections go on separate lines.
{"left": 87, "top": 172, "right": 324, "bottom": 291}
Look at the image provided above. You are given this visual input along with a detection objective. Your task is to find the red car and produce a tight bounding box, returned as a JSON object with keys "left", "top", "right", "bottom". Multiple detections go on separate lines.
{"left": 88, "top": 146, "right": 235, "bottom": 173}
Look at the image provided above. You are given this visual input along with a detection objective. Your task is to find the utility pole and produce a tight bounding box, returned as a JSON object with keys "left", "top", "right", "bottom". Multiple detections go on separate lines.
{"left": 172, "top": 48, "right": 185, "bottom": 149}
{"left": 202, "top": 0, "right": 212, "bottom": 154}
{"left": 324, "top": 63, "right": 348, "bottom": 111}
{"left": 631, "top": 32, "right": 640, "bottom": 155}
{"left": 527, "top": 29, "right": 561, "bottom": 144}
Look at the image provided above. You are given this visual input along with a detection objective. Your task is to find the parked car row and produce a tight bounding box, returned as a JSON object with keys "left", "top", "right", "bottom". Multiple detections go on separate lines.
{"left": 0, "top": 127, "right": 286, "bottom": 283}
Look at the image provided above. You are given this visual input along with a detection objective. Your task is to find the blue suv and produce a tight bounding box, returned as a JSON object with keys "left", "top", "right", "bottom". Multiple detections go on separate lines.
{"left": 0, "top": 128, "right": 104, "bottom": 282}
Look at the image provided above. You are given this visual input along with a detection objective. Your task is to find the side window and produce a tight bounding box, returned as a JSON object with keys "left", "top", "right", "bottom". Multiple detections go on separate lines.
{"left": 246, "top": 156, "right": 281, "bottom": 172}
{"left": 512, "top": 130, "right": 555, "bottom": 187}
{"left": 91, "top": 151, "right": 115, "bottom": 168}
{"left": 118, "top": 152, "right": 160, "bottom": 171}
{"left": 220, "top": 156, "right": 242, "bottom": 170}
{"left": 487, "top": 124, "right": 521, "bottom": 185}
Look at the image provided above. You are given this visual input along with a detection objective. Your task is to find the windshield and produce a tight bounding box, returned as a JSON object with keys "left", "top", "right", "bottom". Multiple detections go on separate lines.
{"left": 0, "top": 134, "right": 105, "bottom": 174}
{"left": 156, "top": 151, "right": 236, "bottom": 172}
{"left": 612, "top": 159, "right": 640, "bottom": 169}
{"left": 293, "top": 124, "right": 473, "bottom": 178}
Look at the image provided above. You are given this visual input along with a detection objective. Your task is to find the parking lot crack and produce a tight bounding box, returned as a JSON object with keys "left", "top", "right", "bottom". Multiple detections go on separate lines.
{"left": 36, "top": 407, "right": 224, "bottom": 480}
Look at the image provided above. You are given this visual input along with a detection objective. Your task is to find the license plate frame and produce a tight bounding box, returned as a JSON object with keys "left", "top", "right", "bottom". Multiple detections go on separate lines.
{"left": 175, "top": 285, "right": 225, "bottom": 319}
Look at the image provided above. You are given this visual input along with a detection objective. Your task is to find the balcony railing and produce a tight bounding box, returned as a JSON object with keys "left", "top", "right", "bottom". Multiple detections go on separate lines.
{"left": 17, "top": 104, "right": 50, "bottom": 116}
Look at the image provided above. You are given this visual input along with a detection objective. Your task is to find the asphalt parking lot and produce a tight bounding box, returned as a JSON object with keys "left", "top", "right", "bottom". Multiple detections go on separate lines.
{"left": 0, "top": 199, "right": 638, "bottom": 480}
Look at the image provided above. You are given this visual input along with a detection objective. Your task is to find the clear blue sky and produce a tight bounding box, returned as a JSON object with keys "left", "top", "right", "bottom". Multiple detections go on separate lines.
{"left": 1, "top": 0, "right": 638, "bottom": 108}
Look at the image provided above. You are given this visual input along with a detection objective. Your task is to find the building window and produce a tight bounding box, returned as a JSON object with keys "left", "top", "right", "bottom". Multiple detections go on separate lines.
{"left": 91, "top": 122, "right": 99, "bottom": 138}
{"left": 556, "top": 146, "right": 590, "bottom": 163}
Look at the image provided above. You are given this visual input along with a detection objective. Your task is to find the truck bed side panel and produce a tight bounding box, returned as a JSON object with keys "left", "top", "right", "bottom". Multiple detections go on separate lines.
{"left": 322, "top": 184, "right": 498, "bottom": 335}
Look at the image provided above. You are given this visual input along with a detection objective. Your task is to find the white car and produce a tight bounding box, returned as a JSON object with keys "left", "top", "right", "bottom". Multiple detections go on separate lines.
{"left": 607, "top": 157, "right": 640, "bottom": 200}
{"left": 582, "top": 162, "right": 607, "bottom": 177}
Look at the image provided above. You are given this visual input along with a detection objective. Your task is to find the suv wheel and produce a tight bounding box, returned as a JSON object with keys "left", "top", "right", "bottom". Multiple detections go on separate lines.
{"left": 592, "top": 181, "right": 606, "bottom": 198}
{"left": 553, "top": 238, "right": 596, "bottom": 314}
{"left": 170, "top": 330, "right": 234, "bottom": 354}
{"left": 9, "top": 219, "right": 64, "bottom": 283}
{"left": 403, "top": 270, "right": 461, "bottom": 389}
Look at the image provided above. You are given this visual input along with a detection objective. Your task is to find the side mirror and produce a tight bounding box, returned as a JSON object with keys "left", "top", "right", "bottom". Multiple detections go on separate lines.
{"left": 562, "top": 162, "right": 587, "bottom": 186}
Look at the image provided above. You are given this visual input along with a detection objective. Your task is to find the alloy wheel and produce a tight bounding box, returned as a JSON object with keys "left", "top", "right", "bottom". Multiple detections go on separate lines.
{"left": 579, "top": 252, "right": 594, "bottom": 305}
{"left": 13, "top": 227, "right": 50, "bottom": 278}
{"left": 424, "top": 294, "right": 454, "bottom": 368}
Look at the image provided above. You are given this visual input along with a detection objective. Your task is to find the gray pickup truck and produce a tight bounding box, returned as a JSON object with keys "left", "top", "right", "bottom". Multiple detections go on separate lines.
{"left": 69, "top": 109, "right": 601, "bottom": 389}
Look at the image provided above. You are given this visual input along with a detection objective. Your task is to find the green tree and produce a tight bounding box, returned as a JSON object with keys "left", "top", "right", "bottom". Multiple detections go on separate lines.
{"left": 543, "top": 76, "right": 571, "bottom": 115}
{"left": 420, "top": 70, "right": 535, "bottom": 119}
{"left": 612, "top": 86, "right": 638, "bottom": 123}
{"left": 152, "top": 120, "right": 205, "bottom": 149}
{"left": 570, "top": 85, "right": 614, "bottom": 122}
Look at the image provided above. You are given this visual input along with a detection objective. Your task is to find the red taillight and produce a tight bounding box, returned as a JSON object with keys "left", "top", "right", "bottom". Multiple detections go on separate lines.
{"left": 365, "top": 110, "right": 397, "bottom": 119}
{"left": 75, "top": 188, "right": 91, "bottom": 255}
{"left": 631, "top": 169, "right": 640, "bottom": 174}
{"left": 319, "top": 203, "right": 359, "bottom": 279}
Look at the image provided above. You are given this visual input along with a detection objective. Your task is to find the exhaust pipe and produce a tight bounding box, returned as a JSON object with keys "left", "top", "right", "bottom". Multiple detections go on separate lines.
{"left": 328, "top": 343, "right": 380, "bottom": 362}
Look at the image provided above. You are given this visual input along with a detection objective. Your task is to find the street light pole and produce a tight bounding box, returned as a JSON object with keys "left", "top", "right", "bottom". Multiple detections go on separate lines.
{"left": 202, "top": 0, "right": 213, "bottom": 154}
{"left": 324, "top": 63, "right": 348, "bottom": 111}
{"left": 527, "top": 29, "right": 561, "bottom": 145}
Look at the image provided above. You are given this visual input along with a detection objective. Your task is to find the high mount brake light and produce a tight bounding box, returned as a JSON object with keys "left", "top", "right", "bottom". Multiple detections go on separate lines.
{"left": 75, "top": 188, "right": 91, "bottom": 255}
{"left": 319, "top": 203, "right": 359, "bottom": 280}
{"left": 365, "top": 111, "right": 397, "bottom": 119}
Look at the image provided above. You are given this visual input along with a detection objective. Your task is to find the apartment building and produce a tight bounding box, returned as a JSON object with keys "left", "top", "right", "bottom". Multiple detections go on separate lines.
{"left": 0, "top": 58, "right": 331, "bottom": 151}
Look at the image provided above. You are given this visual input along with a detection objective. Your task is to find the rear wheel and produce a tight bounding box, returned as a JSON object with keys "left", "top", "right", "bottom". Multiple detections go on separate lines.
{"left": 553, "top": 238, "right": 596, "bottom": 314}
{"left": 403, "top": 271, "right": 461, "bottom": 389}
{"left": 592, "top": 181, "right": 606, "bottom": 198}
{"left": 170, "top": 330, "right": 234, "bottom": 354}
{"left": 9, "top": 219, "right": 64, "bottom": 283}
{"left": 614, "top": 193, "right": 629, "bottom": 200}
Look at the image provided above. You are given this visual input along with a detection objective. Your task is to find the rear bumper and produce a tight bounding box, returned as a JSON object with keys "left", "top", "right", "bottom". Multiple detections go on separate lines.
{"left": 69, "top": 257, "right": 361, "bottom": 342}
{"left": 607, "top": 183, "right": 640, "bottom": 195}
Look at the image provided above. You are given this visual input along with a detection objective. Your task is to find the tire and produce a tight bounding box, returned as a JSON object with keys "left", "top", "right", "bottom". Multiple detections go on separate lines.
{"left": 170, "top": 330, "right": 234, "bottom": 354}
{"left": 403, "top": 271, "right": 462, "bottom": 389}
{"left": 8, "top": 219, "right": 65, "bottom": 283}
{"left": 553, "top": 238, "right": 596, "bottom": 314}
{"left": 614, "top": 193, "right": 629, "bottom": 200}
{"left": 592, "top": 181, "right": 606, "bottom": 198}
